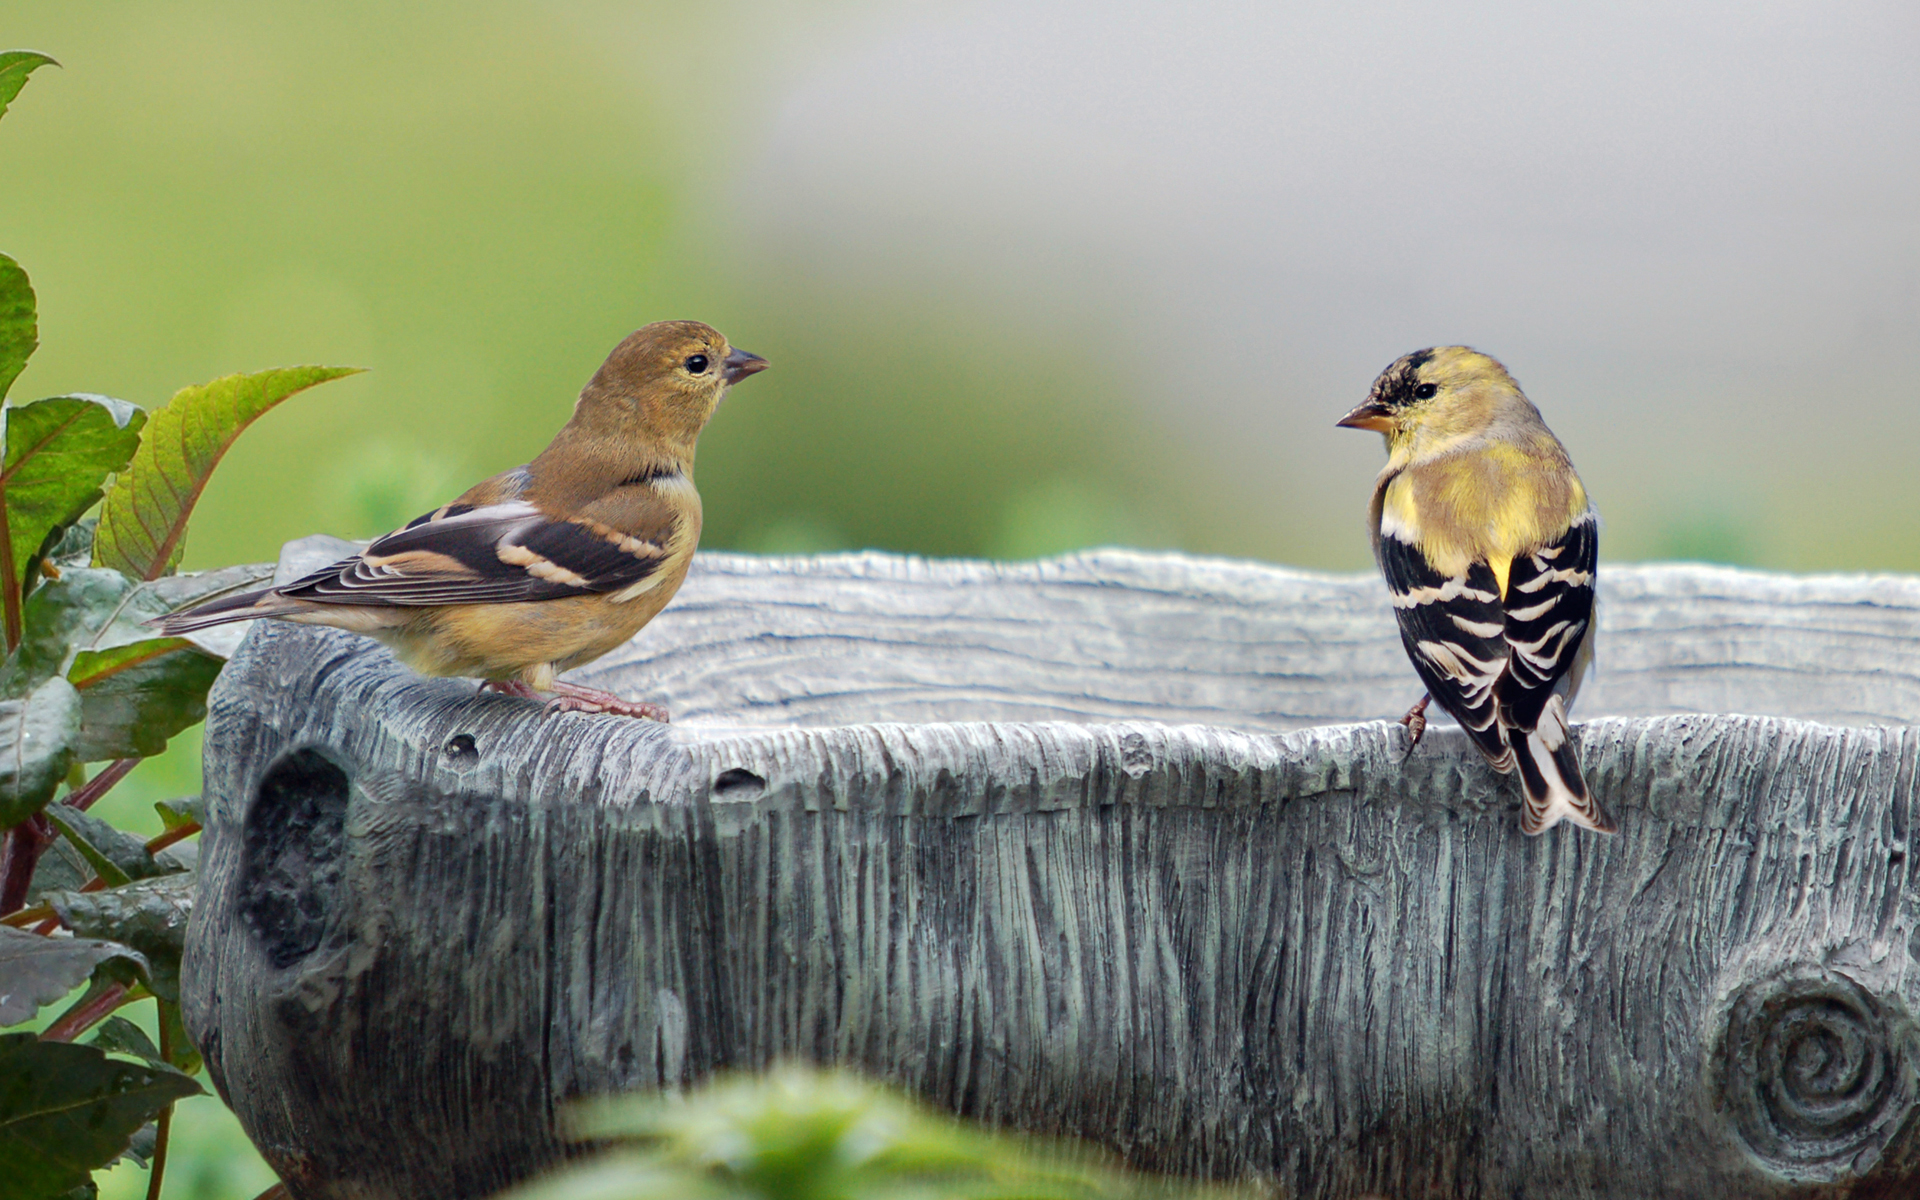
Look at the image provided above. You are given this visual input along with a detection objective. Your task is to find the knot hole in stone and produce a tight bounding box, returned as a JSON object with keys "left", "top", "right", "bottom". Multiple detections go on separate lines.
{"left": 1718, "top": 970, "right": 1919, "bottom": 1181}
{"left": 713, "top": 768, "right": 766, "bottom": 798}
{"left": 238, "top": 746, "right": 351, "bottom": 969}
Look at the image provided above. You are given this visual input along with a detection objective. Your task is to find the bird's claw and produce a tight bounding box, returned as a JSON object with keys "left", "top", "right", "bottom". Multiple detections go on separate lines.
{"left": 540, "top": 692, "right": 670, "bottom": 722}
{"left": 1397, "top": 694, "right": 1431, "bottom": 762}
{"left": 480, "top": 678, "right": 669, "bottom": 722}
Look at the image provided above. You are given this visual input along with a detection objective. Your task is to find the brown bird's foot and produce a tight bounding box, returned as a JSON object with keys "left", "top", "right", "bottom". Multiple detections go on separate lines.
{"left": 480, "top": 679, "right": 541, "bottom": 701}
{"left": 479, "top": 678, "right": 669, "bottom": 722}
{"left": 1398, "top": 694, "right": 1432, "bottom": 762}
{"left": 541, "top": 679, "right": 670, "bottom": 723}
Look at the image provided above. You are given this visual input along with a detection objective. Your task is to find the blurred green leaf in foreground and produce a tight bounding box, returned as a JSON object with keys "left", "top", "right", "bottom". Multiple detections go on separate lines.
{"left": 509, "top": 1065, "right": 1262, "bottom": 1200}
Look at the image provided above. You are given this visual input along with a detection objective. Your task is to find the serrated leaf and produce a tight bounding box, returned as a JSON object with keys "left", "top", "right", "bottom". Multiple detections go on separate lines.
{"left": 0, "top": 395, "right": 147, "bottom": 604}
{"left": 93, "top": 366, "right": 361, "bottom": 580}
{"left": 0, "top": 928, "right": 148, "bottom": 1028}
{"left": 46, "top": 875, "right": 192, "bottom": 1002}
{"left": 0, "top": 252, "right": 34, "bottom": 403}
{"left": 0, "top": 675, "right": 80, "bottom": 826}
{"left": 0, "top": 1031, "right": 200, "bottom": 1199}
{"left": 88, "top": 1016, "right": 162, "bottom": 1065}
{"left": 0, "top": 51, "right": 57, "bottom": 124}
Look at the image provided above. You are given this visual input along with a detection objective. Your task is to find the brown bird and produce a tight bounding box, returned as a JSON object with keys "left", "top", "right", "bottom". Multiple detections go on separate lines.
{"left": 157, "top": 320, "right": 768, "bottom": 720}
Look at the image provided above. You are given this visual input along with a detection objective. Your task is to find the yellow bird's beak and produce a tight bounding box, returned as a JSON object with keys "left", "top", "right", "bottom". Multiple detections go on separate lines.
{"left": 1335, "top": 400, "right": 1394, "bottom": 432}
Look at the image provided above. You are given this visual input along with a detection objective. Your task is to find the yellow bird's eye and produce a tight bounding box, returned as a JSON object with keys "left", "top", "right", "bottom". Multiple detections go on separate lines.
{"left": 685, "top": 354, "right": 710, "bottom": 374}
{"left": 1414, "top": 382, "right": 1438, "bottom": 399}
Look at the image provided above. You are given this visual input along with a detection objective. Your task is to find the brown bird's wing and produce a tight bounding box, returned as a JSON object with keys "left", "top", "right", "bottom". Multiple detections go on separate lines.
{"left": 280, "top": 495, "right": 680, "bottom": 608}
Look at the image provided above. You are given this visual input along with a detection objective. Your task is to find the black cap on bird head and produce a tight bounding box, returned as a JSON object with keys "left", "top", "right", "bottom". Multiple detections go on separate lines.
{"left": 1336, "top": 346, "right": 1515, "bottom": 434}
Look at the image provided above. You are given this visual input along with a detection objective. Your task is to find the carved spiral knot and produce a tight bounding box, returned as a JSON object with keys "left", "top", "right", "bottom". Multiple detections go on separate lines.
{"left": 1719, "top": 971, "right": 1918, "bottom": 1180}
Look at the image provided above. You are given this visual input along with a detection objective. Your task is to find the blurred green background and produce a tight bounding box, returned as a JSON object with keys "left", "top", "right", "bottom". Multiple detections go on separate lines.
{"left": 5, "top": 1, "right": 1916, "bottom": 1196}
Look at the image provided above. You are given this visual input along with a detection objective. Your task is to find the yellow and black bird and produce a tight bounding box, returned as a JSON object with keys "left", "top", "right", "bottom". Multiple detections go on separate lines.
{"left": 1337, "top": 346, "right": 1612, "bottom": 834}
{"left": 157, "top": 320, "right": 768, "bottom": 721}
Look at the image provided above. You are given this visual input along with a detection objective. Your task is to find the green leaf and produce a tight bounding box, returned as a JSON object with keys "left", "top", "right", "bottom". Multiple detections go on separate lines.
{"left": 25, "top": 836, "right": 88, "bottom": 906}
{"left": 41, "top": 519, "right": 95, "bottom": 575}
{"left": 0, "top": 396, "right": 148, "bottom": 606}
{"left": 529, "top": 1066, "right": 1243, "bottom": 1200}
{"left": 46, "top": 875, "right": 193, "bottom": 1003}
{"left": 44, "top": 804, "right": 179, "bottom": 885}
{"left": 0, "top": 51, "right": 57, "bottom": 124}
{"left": 153, "top": 797, "right": 203, "bottom": 832}
{"left": 0, "top": 927, "right": 148, "bottom": 1027}
{"left": 2, "top": 566, "right": 274, "bottom": 760}
{"left": 93, "top": 366, "right": 361, "bottom": 580}
{"left": 0, "top": 252, "right": 35, "bottom": 403}
{"left": 67, "top": 643, "right": 222, "bottom": 761}
{"left": 9, "top": 566, "right": 275, "bottom": 688}
{"left": 87, "top": 1016, "right": 162, "bottom": 1065}
{"left": 0, "top": 676, "right": 80, "bottom": 826}
{"left": 114, "top": 1121, "right": 157, "bottom": 1170}
{"left": 0, "top": 1031, "right": 200, "bottom": 1200}
{"left": 41, "top": 808, "right": 131, "bottom": 888}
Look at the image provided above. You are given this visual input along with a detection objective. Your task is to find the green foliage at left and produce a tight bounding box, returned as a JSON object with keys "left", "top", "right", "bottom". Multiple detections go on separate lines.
{"left": 0, "top": 52, "right": 356, "bottom": 1200}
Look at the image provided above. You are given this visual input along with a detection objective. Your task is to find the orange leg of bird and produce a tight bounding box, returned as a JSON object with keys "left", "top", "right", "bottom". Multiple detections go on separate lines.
{"left": 480, "top": 678, "right": 670, "bottom": 723}
{"left": 1398, "top": 693, "right": 1431, "bottom": 760}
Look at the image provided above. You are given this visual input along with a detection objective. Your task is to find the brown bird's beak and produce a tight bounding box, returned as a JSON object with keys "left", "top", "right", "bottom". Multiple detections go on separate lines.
{"left": 722, "top": 348, "right": 769, "bottom": 385}
{"left": 1335, "top": 400, "right": 1394, "bottom": 432}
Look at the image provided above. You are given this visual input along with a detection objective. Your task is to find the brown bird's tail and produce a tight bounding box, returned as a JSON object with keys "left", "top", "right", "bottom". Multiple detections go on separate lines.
{"left": 152, "top": 585, "right": 294, "bottom": 635}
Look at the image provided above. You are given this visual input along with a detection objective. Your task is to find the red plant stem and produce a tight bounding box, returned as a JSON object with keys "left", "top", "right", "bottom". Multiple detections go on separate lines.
{"left": 147, "top": 1015, "right": 177, "bottom": 1200}
{"left": 147, "top": 1102, "right": 174, "bottom": 1200}
{"left": 145, "top": 822, "right": 201, "bottom": 856}
{"left": 40, "top": 981, "right": 132, "bottom": 1042}
{"left": 0, "top": 759, "right": 140, "bottom": 917}
{"left": 0, "top": 815, "right": 52, "bottom": 916}
{"left": 69, "top": 757, "right": 140, "bottom": 812}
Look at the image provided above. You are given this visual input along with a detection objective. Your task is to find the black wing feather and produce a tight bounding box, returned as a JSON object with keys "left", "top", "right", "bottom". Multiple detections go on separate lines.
{"left": 280, "top": 502, "right": 670, "bottom": 608}
{"left": 1498, "top": 515, "right": 1597, "bottom": 730}
{"left": 1378, "top": 535, "right": 1511, "bottom": 765}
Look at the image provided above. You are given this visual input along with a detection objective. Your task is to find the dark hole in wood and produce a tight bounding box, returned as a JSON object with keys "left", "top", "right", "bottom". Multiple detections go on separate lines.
{"left": 444, "top": 733, "right": 479, "bottom": 763}
{"left": 239, "top": 746, "right": 350, "bottom": 969}
{"left": 713, "top": 768, "right": 766, "bottom": 797}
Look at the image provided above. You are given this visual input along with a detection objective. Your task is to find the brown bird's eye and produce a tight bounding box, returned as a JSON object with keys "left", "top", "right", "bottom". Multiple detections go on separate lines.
{"left": 685, "top": 354, "right": 709, "bottom": 374}
{"left": 1413, "top": 383, "right": 1438, "bottom": 399}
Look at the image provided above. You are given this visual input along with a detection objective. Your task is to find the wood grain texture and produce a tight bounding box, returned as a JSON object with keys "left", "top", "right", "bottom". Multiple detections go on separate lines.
{"left": 182, "top": 543, "right": 1920, "bottom": 1200}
